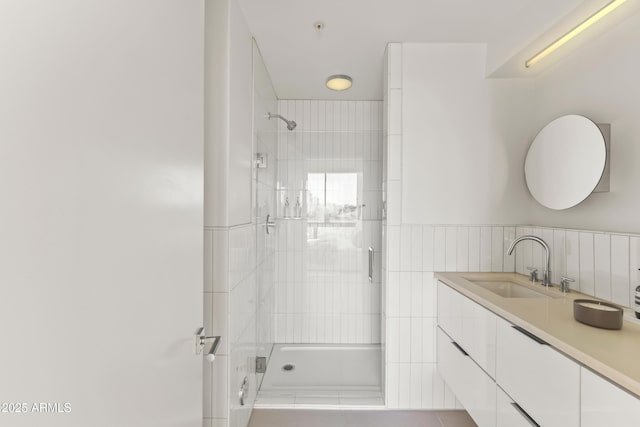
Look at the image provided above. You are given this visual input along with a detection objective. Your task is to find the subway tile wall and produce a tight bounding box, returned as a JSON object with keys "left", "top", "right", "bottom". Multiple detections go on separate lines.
{"left": 274, "top": 99, "right": 384, "bottom": 344}
{"left": 384, "top": 42, "right": 523, "bottom": 410}
{"left": 384, "top": 224, "right": 517, "bottom": 409}
{"left": 515, "top": 226, "right": 640, "bottom": 308}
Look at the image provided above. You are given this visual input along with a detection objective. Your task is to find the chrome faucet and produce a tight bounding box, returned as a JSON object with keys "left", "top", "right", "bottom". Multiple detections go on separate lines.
{"left": 507, "top": 235, "right": 552, "bottom": 288}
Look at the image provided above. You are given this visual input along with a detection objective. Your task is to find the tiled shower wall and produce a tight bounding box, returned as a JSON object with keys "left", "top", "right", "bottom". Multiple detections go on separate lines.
{"left": 273, "top": 100, "right": 384, "bottom": 344}
{"left": 515, "top": 226, "right": 640, "bottom": 308}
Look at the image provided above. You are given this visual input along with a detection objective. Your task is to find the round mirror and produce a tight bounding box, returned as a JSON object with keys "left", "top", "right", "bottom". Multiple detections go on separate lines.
{"left": 525, "top": 115, "right": 606, "bottom": 210}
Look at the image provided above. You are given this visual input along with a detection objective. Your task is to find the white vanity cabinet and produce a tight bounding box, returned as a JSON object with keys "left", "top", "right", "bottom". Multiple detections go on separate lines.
{"left": 437, "top": 282, "right": 497, "bottom": 426}
{"left": 437, "top": 277, "right": 640, "bottom": 427}
{"left": 437, "top": 327, "right": 496, "bottom": 427}
{"left": 581, "top": 368, "right": 640, "bottom": 427}
{"left": 497, "top": 386, "right": 538, "bottom": 427}
{"left": 496, "top": 316, "right": 580, "bottom": 427}
{"left": 437, "top": 281, "right": 496, "bottom": 377}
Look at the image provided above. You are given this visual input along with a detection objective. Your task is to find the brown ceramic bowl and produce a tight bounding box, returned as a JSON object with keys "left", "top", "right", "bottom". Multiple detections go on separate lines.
{"left": 574, "top": 299, "right": 623, "bottom": 330}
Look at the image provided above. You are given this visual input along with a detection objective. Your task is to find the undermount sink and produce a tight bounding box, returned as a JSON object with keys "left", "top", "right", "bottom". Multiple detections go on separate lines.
{"left": 471, "top": 280, "right": 548, "bottom": 299}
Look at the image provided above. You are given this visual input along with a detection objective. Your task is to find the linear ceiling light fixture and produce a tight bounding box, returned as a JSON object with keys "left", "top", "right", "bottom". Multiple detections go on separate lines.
{"left": 525, "top": 0, "right": 627, "bottom": 68}
{"left": 326, "top": 75, "right": 352, "bottom": 91}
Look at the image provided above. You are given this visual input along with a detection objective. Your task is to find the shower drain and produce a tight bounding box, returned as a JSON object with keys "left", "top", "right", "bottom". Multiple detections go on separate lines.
{"left": 282, "top": 363, "right": 295, "bottom": 372}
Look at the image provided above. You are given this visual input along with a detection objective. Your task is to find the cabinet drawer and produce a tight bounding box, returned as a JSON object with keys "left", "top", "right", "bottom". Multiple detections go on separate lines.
{"left": 437, "top": 327, "right": 496, "bottom": 427}
{"left": 496, "top": 317, "right": 579, "bottom": 427}
{"left": 497, "top": 386, "right": 540, "bottom": 427}
{"left": 581, "top": 367, "right": 640, "bottom": 427}
{"left": 437, "top": 281, "right": 496, "bottom": 377}
{"left": 437, "top": 281, "right": 462, "bottom": 342}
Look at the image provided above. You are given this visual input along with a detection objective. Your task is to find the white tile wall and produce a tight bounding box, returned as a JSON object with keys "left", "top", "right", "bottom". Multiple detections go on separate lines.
{"left": 383, "top": 224, "right": 639, "bottom": 412}
{"left": 205, "top": 224, "right": 260, "bottom": 425}
{"left": 274, "top": 100, "right": 384, "bottom": 344}
{"left": 516, "top": 226, "right": 640, "bottom": 308}
{"left": 384, "top": 223, "right": 518, "bottom": 409}
{"left": 384, "top": 42, "right": 465, "bottom": 411}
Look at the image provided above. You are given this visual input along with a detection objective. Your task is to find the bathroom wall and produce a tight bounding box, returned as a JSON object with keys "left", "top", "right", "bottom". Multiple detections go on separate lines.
{"left": 515, "top": 226, "right": 640, "bottom": 309}
{"left": 273, "top": 100, "right": 384, "bottom": 344}
{"left": 383, "top": 43, "right": 531, "bottom": 409}
{"left": 204, "top": 1, "right": 267, "bottom": 427}
{"left": 526, "top": 10, "right": 640, "bottom": 234}
{"left": 400, "top": 44, "right": 536, "bottom": 225}
{"left": 383, "top": 25, "right": 640, "bottom": 410}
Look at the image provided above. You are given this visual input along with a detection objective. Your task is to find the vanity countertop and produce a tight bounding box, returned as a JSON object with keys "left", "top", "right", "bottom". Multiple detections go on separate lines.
{"left": 435, "top": 272, "right": 640, "bottom": 397}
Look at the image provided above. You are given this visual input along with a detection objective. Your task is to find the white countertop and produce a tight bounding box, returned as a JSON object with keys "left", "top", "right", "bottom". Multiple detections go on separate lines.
{"left": 435, "top": 272, "right": 640, "bottom": 397}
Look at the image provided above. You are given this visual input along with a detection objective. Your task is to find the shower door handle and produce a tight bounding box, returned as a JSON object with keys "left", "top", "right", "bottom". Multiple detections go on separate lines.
{"left": 368, "top": 247, "right": 374, "bottom": 283}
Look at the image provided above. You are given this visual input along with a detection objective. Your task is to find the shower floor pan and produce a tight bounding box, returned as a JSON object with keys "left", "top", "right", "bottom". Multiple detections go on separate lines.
{"left": 256, "top": 343, "right": 383, "bottom": 408}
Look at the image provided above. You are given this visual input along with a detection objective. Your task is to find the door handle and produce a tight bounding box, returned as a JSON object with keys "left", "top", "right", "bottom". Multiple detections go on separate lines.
{"left": 195, "top": 327, "right": 221, "bottom": 362}
{"left": 265, "top": 214, "right": 276, "bottom": 235}
{"left": 368, "top": 247, "right": 374, "bottom": 283}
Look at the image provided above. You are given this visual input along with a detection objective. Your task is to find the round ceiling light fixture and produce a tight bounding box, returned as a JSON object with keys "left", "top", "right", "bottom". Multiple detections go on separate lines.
{"left": 326, "top": 74, "right": 352, "bottom": 91}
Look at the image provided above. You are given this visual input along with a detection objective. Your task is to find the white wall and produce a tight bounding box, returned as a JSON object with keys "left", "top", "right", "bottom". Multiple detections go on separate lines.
{"left": 205, "top": 0, "right": 254, "bottom": 228}
{"left": 401, "top": 43, "right": 536, "bottom": 225}
{"left": 514, "top": 226, "right": 640, "bottom": 309}
{"left": 384, "top": 43, "right": 524, "bottom": 410}
{"left": 383, "top": 18, "right": 640, "bottom": 409}
{"left": 204, "top": 2, "right": 266, "bottom": 427}
{"left": 528, "top": 11, "right": 640, "bottom": 234}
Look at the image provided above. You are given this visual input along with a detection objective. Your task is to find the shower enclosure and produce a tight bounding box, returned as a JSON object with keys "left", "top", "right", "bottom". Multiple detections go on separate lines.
{"left": 255, "top": 100, "right": 384, "bottom": 407}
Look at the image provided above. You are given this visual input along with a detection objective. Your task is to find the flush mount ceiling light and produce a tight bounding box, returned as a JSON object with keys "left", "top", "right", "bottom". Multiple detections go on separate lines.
{"left": 525, "top": 0, "right": 627, "bottom": 68}
{"left": 326, "top": 75, "right": 352, "bottom": 91}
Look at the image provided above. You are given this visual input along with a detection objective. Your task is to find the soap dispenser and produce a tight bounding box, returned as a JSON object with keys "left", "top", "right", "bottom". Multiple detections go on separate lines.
{"left": 283, "top": 197, "right": 290, "bottom": 218}
{"left": 294, "top": 197, "right": 301, "bottom": 218}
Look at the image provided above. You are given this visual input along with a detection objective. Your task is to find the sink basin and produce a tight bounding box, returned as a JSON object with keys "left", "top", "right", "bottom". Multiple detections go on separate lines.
{"left": 472, "top": 280, "right": 548, "bottom": 299}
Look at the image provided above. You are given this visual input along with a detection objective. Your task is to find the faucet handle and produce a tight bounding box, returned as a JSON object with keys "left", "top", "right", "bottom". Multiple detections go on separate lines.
{"left": 526, "top": 266, "right": 538, "bottom": 283}
{"left": 560, "top": 276, "right": 575, "bottom": 293}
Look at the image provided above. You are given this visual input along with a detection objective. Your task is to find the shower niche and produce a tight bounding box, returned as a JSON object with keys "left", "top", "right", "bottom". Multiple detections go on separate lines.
{"left": 255, "top": 100, "right": 384, "bottom": 407}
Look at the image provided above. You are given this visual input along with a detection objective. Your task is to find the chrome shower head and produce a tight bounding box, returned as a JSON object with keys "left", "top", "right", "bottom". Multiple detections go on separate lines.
{"left": 267, "top": 113, "right": 297, "bottom": 131}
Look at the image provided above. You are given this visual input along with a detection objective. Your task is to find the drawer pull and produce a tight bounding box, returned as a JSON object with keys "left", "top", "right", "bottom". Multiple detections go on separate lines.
{"left": 451, "top": 341, "right": 469, "bottom": 356}
{"left": 510, "top": 402, "right": 540, "bottom": 427}
{"left": 512, "top": 325, "right": 548, "bottom": 345}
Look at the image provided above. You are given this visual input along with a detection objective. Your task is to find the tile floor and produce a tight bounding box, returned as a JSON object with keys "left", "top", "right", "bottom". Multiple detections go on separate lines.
{"left": 248, "top": 409, "right": 477, "bottom": 427}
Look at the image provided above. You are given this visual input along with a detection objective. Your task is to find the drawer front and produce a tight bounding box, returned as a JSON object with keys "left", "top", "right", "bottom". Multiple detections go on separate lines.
{"left": 437, "top": 281, "right": 463, "bottom": 342}
{"left": 496, "top": 317, "right": 579, "bottom": 427}
{"left": 437, "top": 327, "right": 496, "bottom": 427}
{"left": 497, "top": 386, "right": 540, "bottom": 427}
{"left": 582, "top": 367, "right": 640, "bottom": 427}
{"left": 460, "top": 293, "right": 496, "bottom": 378}
{"left": 437, "top": 281, "right": 496, "bottom": 378}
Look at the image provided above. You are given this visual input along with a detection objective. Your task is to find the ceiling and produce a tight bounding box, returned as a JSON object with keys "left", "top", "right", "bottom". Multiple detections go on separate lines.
{"left": 237, "top": 0, "right": 585, "bottom": 100}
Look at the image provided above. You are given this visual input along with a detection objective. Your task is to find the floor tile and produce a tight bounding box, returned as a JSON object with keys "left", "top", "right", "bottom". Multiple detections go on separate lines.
{"left": 248, "top": 409, "right": 476, "bottom": 427}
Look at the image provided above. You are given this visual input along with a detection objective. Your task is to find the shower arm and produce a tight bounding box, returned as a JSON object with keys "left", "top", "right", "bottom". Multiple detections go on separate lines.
{"left": 266, "top": 112, "right": 297, "bottom": 131}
